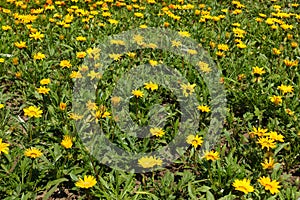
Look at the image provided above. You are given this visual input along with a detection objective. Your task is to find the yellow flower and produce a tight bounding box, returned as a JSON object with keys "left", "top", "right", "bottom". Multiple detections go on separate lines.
{"left": 61, "top": 135, "right": 73, "bottom": 149}
{"left": 258, "top": 176, "right": 280, "bottom": 194}
{"left": 132, "top": 89, "right": 144, "bottom": 98}
{"left": 76, "top": 52, "right": 87, "bottom": 59}
{"left": 217, "top": 44, "right": 229, "bottom": 51}
{"left": 134, "top": 12, "right": 144, "bottom": 18}
{"left": 40, "top": 78, "right": 51, "bottom": 85}
{"left": 0, "top": 138, "right": 10, "bottom": 154}
{"left": 0, "top": 58, "right": 4, "bottom": 63}
{"left": 216, "top": 51, "right": 225, "bottom": 57}
{"left": 181, "top": 83, "right": 196, "bottom": 97}
{"left": 285, "top": 108, "right": 294, "bottom": 116}
{"left": 171, "top": 40, "right": 182, "bottom": 47}
{"left": 198, "top": 61, "right": 211, "bottom": 73}
{"left": 24, "top": 147, "right": 43, "bottom": 158}
{"left": 0, "top": 104, "right": 4, "bottom": 109}
{"left": 197, "top": 105, "right": 210, "bottom": 112}
{"left": 70, "top": 71, "right": 82, "bottom": 79}
{"left": 59, "top": 102, "right": 67, "bottom": 110}
{"left": 144, "top": 81, "right": 158, "bottom": 91}
{"left": 14, "top": 41, "right": 27, "bottom": 49}
{"left": 277, "top": 84, "right": 293, "bottom": 94}
{"left": 109, "top": 53, "right": 122, "bottom": 61}
{"left": 249, "top": 127, "right": 268, "bottom": 137}
{"left": 269, "top": 95, "right": 282, "bottom": 105}
{"left": 138, "top": 156, "right": 162, "bottom": 168}
{"left": 75, "top": 175, "right": 97, "bottom": 189}
{"left": 150, "top": 127, "right": 165, "bottom": 137}
{"left": 178, "top": 31, "right": 191, "bottom": 37}
{"left": 29, "top": 31, "right": 44, "bottom": 40}
{"left": 272, "top": 48, "right": 281, "bottom": 55}
{"left": 203, "top": 150, "right": 220, "bottom": 161}
{"left": 23, "top": 106, "right": 43, "bottom": 118}
{"left": 87, "top": 70, "right": 102, "bottom": 80}
{"left": 33, "top": 52, "right": 46, "bottom": 60}
{"left": 60, "top": 60, "right": 72, "bottom": 68}
{"left": 257, "top": 137, "right": 276, "bottom": 150}
{"left": 149, "top": 60, "right": 158, "bottom": 67}
{"left": 76, "top": 36, "right": 86, "bottom": 41}
{"left": 252, "top": 66, "right": 266, "bottom": 75}
{"left": 261, "top": 157, "right": 276, "bottom": 170}
{"left": 69, "top": 113, "right": 83, "bottom": 120}
{"left": 186, "top": 135, "right": 203, "bottom": 148}
{"left": 2, "top": 25, "right": 12, "bottom": 31}
{"left": 267, "top": 131, "right": 284, "bottom": 142}
{"left": 37, "top": 86, "right": 50, "bottom": 94}
{"left": 283, "top": 59, "right": 298, "bottom": 67}
{"left": 232, "top": 178, "right": 254, "bottom": 194}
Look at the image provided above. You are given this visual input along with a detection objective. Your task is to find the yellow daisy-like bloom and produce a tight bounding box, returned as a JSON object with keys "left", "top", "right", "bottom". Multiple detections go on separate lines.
{"left": 37, "top": 86, "right": 50, "bottom": 94}
{"left": 150, "top": 127, "right": 165, "bottom": 137}
{"left": 272, "top": 48, "right": 281, "bottom": 55}
{"left": 261, "top": 157, "right": 276, "bottom": 170}
{"left": 283, "top": 59, "right": 298, "bottom": 67}
{"left": 198, "top": 61, "right": 211, "bottom": 73}
{"left": 29, "top": 31, "right": 44, "bottom": 40}
{"left": 232, "top": 178, "right": 254, "bottom": 194}
{"left": 217, "top": 44, "right": 229, "bottom": 51}
{"left": 258, "top": 176, "right": 280, "bottom": 194}
{"left": 181, "top": 83, "right": 196, "bottom": 97}
{"left": 178, "top": 31, "right": 191, "bottom": 37}
{"left": 144, "top": 81, "right": 158, "bottom": 91}
{"left": 149, "top": 60, "right": 158, "bottom": 67}
{"left": 59, "top": 102, "right": 67, "bottom": 111}
{"left": 249, "top": 127, "right": 268, "bottom": 137}
{"left": 0, "top": 138, "right": 10, "bottom": 154}
{"left": 24, "top": 147, "right": 43, "bottom": 158}
{"left": 14, "top": 41, "right": 27, "bottom": 49}
{"left": 285, "top": 108, "right": 294, "bottom": 116}
{"left": 40, "top": 78, "right": 51, "bottom": 85}
{"left": 70, "top": 71, "right": 82, "bottom": 79}
{"left": 267, "top": 131, "right": 284, "bottom": 142}
{"left": 138, "top": 156, "right": 162, "bottom": 168}
{"left": 33, "top": 52, "right": 46, "bottom": 60}
{"left": 256, "top": 137, "right": 276, "bottom": 150}
{"left": 277, "top": 84, "right": 293, "bottom": 94}
{"left": 132, "top": 89, "right": 144, "bottom": 98}
{"left": 203, "top": 150, "right": 220, "bottom": 161}
{"left": 252, "top": 66, "right": 266, "bottom": 76}
{"left": 0, "top": 104, "right": 4, "bottom": 109}
{"left": 75, "top": 175, "right": 97, "bottom": 189}
{"left": 186, "top": 135, "right": 203, "bottom": 148}
{"left": 76, "top": 36, "right": 86, "bottom": 41}
{"left": 76, "top": 52, "right": 87, "bottom": 59}
{"left": 23, "top": 106, "right": 43, "bottom": 118}
{"left": 61, "top": 135, "right": 73, "bottom": 149}
{"left": 197, "top": 105, "right": 210, "bottom": 112}
{"left": 0, "top": 58, "right": 4, "bottom": 63}
{"left": 60, "top": 60, "right": 72, "bottom": 68}
{"left": 69, "top": 113, "right": 83, "bottom": 120}
{"left": 269, "top": 95, "right": 282, "bottom": 106}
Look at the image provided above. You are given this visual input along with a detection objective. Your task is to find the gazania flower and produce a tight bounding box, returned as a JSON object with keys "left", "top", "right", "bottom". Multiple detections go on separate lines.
{"left": 60, "top": 60, "right": 72, "bottom": 68}
{"left": 23, "top": 106, "right": 43, "bottom": 118}
{"left": 181, "top": 83, "right": 196, "bottom": 97}
{"left": 40, "top": 78, "right": 51, "bottom": 85}
{"left": 132, "top": 89, "right": 144, "bottom": 98}
{"left": 258, "top": 176, "right": 280, "bottom": 194}
{"left": 75, "top": 175, "right": 97, "bottom": 189}
{"left": 24, "top": 147, "right": 43, "bottom": 158}
{"left": 61, "top": 135, "right": 73, "bottom": 149}
{"left": 144, "top": 81, "right": 158, "bottom": 91}
{"left": 197, "top": 105, "right": 210, "bottom": 112}
{"left": 138, "top": 156, "right": 162, "bottom": 168}
{"left": 186, "top": 135, "right": 203, "bottom": 148}
{"left": 150, "top": 127, "right": 165, "bottom": 137}
{"left": 261, "top": 157, "right": 276, "bottom": 170}
{"left": 0, "top": 138, "right": 10, "bottom": 154}
{"left": 203, "top": 150, "right": 220, "bottom": 161}
{"left": 232, "top": 178, "right": 254, "bottom": 194}
{"left": 37, "top": 86, "right": 50, "bottom": 94}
